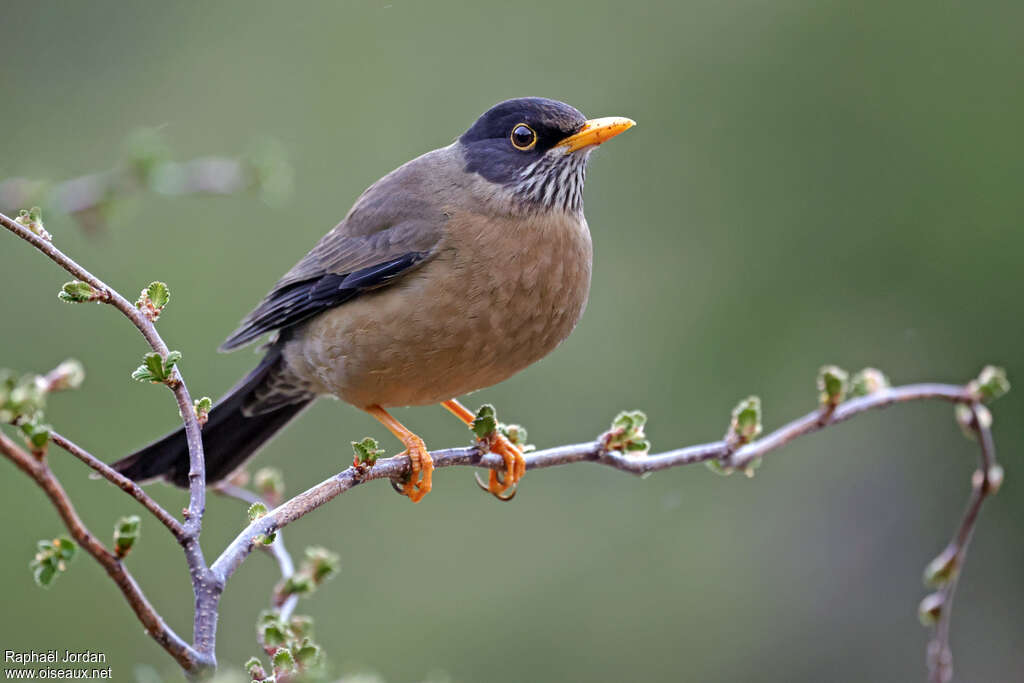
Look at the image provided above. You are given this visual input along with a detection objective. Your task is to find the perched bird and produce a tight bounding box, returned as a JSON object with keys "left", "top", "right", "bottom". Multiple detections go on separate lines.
{"left": 112, "top": 97, "right": 635, "bottom": 502}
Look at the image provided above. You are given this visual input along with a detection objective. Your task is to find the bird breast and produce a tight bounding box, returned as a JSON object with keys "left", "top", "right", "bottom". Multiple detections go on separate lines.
{"left": 284, "top": 209, "right": 593, "bottom": 408}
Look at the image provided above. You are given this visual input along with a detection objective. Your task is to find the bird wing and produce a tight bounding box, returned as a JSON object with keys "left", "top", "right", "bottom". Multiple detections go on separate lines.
{"left": 220, "top": 152, "right": 452, "bottom": 351}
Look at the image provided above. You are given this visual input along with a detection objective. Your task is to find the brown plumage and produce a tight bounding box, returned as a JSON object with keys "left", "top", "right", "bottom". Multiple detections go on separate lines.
{"left": 112, "top": 97, "right": 634, "bottom": 502}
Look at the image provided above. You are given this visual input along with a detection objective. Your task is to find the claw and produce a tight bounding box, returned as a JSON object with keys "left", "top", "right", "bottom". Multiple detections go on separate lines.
{"left": 480, "top": 434, "right": 525, "bottom": 500}
{"left": 364, "top": 405, "right": 433, "bottom": 503}
{"left": 439, "top": 399, "right": 527, "bottom": 502}
{"left": 473, "top": 471, "right": 517, "bottom": 501}
{"left": 401, "top": 448, "right": 431, "bottom": 503}
{"left": 495, "top": 487, "right": 517, "bottom": 502}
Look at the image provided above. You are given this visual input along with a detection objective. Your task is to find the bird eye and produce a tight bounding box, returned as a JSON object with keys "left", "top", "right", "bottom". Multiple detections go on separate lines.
{"left": 510, "top": 124, "right": 537, "bottom": 151}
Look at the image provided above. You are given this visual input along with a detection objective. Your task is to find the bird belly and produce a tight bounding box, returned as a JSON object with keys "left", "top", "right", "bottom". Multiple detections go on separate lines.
{"left": 283, "top": 211, "right": 593, "bottom": 408}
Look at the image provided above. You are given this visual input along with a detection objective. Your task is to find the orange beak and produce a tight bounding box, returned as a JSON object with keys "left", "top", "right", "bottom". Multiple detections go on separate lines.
{"left": 556, "top": 116, "right": 636, "bottom": 154}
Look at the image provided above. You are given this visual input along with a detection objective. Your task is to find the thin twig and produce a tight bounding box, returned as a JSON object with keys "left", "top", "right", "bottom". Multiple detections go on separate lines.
{"left": 50, "top": 430, "right": 187, "bottom": 543}
{"left": 926, "top": 403, "right": 999, "bottom": 683}
{"left": 214, "top": 483, "right": 300, "bottom": 621}
{"left": 727, "top": 384, "right": 971, "bottom": 469}
{"left": 0, "top": 431, "right": 200, "bottom": 671}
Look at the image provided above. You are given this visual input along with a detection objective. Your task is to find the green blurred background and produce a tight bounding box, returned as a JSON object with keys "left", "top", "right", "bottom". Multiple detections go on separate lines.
{"left": 2, "top": 1, "right": 1022, "bottom": 681}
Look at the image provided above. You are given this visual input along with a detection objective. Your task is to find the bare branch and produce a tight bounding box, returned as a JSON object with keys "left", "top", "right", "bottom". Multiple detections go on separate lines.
{"left": 926, "top": 403, "right": 1000, "bottom": 683}
{"left": 727, "top": 383, "right": 970, "bottom": 469}
{"left": 49, "top": 430, "right": 187, "bottom": 543}
{"left": 0, "top": 431, "right": 201, "bottom": 672}
{"left": 214, "top": 483, "right": 300, "bottom": 622}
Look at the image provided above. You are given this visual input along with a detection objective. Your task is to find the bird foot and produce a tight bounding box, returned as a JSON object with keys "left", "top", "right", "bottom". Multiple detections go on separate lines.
{"left": 473, "top": 433, "right": 526, "bottom": 501}
{"left": 399, "top": 435, "right": 433, "bottom": 503}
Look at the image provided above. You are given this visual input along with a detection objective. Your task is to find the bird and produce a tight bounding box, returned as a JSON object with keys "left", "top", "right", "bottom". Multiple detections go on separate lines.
{"left": 111, "top": 97, "right": 635, "bottom": 502}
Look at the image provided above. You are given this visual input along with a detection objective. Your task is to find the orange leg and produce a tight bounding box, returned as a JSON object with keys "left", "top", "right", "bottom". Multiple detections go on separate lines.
{"left": 441, "top": 399, "right": 525, "bottom": 500}
{"left": 365, "top": 405, "right": 433, "bottom": 503}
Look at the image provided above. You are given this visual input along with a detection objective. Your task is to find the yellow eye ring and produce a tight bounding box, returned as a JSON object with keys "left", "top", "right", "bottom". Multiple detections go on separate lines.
{"left": 510, "top": 123, "right": 537, "bottom": 151}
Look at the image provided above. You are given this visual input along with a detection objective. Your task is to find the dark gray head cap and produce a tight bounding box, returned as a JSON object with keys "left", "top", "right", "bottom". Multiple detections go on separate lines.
{"left": 459, "top": 97, "right": 587, "bottom": 186}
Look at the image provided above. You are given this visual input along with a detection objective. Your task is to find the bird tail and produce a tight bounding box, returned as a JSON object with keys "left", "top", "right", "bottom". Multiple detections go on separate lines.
{"left": 111, "top": 347, "right": 313, "bottom": 488}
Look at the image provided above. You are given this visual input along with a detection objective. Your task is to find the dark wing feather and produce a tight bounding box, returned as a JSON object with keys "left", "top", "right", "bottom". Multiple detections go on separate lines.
{"left": 220, "top": 249, "right": 432, "bottom": 351}
{"left": 219, "top": 147, "right": 456, "bottom": 352}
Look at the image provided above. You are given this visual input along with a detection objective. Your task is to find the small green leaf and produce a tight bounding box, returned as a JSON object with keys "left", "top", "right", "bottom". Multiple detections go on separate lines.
{"left": 131, "top": 357, "right": 159, "bottom": 383}
{"left": 136, "top": 281, "right": 170, "bottom": 321}
{"left": 849, "top": 368, "right": 890, "bottom": 397}
{"left": 280, "top": 574, "right": 315, "bottom": 597}
{"left": 244, "top": 656, "right": 266, "bottom": 680}
{"left": 468, "top": 405, "right": 534, "bottom": 452}
{"left": 727, "top": 396, "right": 762, "bottom": 446}
{"left": 968, "top": 365, "right": 1010, "bottom": 403}
{"left": 34, "top": 563, "right": 56, "bottom": 587}
{"left": 145, "top": 352, "right": 165, "bottom": 378}
{"left": 147, "top": 281, "right": 169, "bottom": 309}
{"left": 57, "top": 280, "right": 99, "bottom": 303}
{"left": 918, "top": 592, "right": 944, "bottom": 627}
{"left": 130, "top": 367, "right": 155, "bottom": 383}
{"left": 29, "top": 536, "right": 77, "bottom": 587}
{"left": 272, "top": 648, "right": 296, "bottom": 674}
{"left": 351, "top": 437, "right": 385, "bottom": 465}
{"left": 248, "top": 502, "right": 269, "bottom": 522}
{"left": 193, "top": 396, "right": 213, "bottom": 426}
{"left": 259, "top": 616, "right": 289, "bottom": 648}
{"left": 499, "top": 423, "right": 535, "bottom": 452}
{"left": 19, "top": 419, "right": 51, "bottom": 452}
{"left": 16, "top": 206, "right": 51, "bottom": 240}
{"left": 817, "top": 365, "right": 849, "bottom": 407}
{"left": 612, "top": 410, "right": 646, "bottom": 433}
{"left": 113, "top": 515, "right": 141, "bottom": 559}
{"left": 255, "top": 611, "right": 299, "bottom": 655}
{"left": 56, "top": 538, "right": 76, "bottom": 561}
{"left": 131, "top": 351, "right": 181, "bottom": 384}
{"left": 293, "top": 638, "right": 321, "bottom": 668}
{"left": 603, "top": 410, "right": 650, "bottom": 455}
{"left": 471, "top": 404, "right": 498, "bottom": 439}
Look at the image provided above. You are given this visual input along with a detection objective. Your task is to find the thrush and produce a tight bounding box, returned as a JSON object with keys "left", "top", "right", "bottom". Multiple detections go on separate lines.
{"left": 112, "top": 97, "right": 635, "bottom": 502}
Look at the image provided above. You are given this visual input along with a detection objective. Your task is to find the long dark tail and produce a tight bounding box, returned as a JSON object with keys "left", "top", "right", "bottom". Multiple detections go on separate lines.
{"left": 111, "top": 348, "right": 313, "bottom": 487}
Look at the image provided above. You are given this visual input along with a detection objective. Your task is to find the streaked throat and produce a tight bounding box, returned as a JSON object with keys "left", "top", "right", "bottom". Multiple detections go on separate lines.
{"left": 511, "top": 150, "right": 589, "bottom": 214}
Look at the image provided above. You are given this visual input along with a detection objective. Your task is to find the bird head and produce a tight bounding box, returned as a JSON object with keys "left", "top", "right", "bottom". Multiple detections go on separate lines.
{"left": 459, "top": 97, "right": 635, "bottom": 214}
